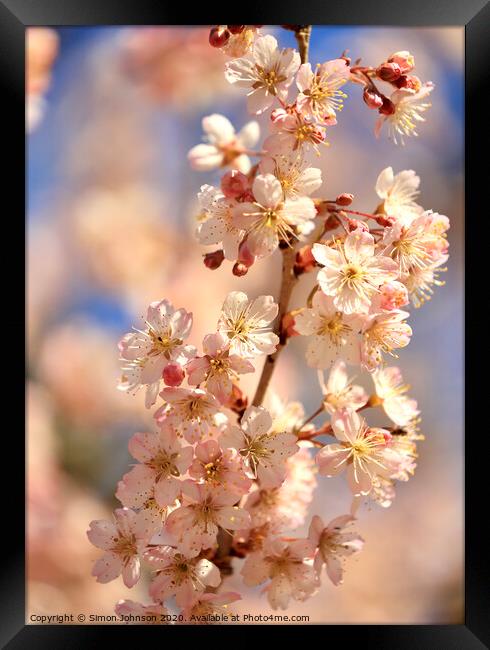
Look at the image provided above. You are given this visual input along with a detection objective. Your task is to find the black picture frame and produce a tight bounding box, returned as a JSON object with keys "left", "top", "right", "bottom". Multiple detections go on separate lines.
{"left": 7, "top": 0, "right": 489, "bottom": 646}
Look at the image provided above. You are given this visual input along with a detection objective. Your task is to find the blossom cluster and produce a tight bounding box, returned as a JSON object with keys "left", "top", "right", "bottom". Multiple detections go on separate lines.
{"left": 88, "top": 25, "right": 448, "bottom": 623}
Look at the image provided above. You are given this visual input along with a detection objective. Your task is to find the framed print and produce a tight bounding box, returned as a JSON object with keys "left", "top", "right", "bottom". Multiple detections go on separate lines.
{"left": 4, "top": 0, "right": 488, "bottom": 646}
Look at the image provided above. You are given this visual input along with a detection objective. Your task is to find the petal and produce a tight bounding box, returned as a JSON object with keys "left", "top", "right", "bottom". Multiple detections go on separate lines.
{"left": 249, "top": 294, "right": 279, "bottom": 326}
{"left": 268, "top": 574, "right": 292, "bottom": 610}
{"left": 237, "top": 120, "right": 260, "bottom": 148}
{"left": 92, "top": 552, "right": 122, "bottom": 584}
{"left": 242, "top": 405, "right": 273, "bottom": 437}
{"left": 346, "top": 463, "right": 372, "bottom": 496}
{"left": 195, "top": 559, "right": 222, "bottom": 588}
{"left": 252, "top": 173, "right": 283, "bottom": 209}
{"left": 241, "top": 553, "right": 270, "bottom": 586}
{"left": 122, "top": 556, "right": 141, "bottom": 588}
{"left": 315, "top": 444, "right": 350, "bottom": 476}
{"left": 215, "top": 506, "right": 251, "bottom": 530}
{"left": 154, "top": 476, "right": 181, "bottom": 507}
{"left": 87, "top": 520, "right": 117, "bottom": 550}
{"left": 344, "top": 229, "right": 375, "bottom": 264}
{"left": 202, "top": 113, "right": 235, "bottom": 144}
{"left": 116, "top": 465, "right": 155, "bottom": 509}
{"left": 312, "top": 242, "right": 342, "bottom": 268}
{"left": 326, "top": 556, "right": 344, "bottom": 586}
{"left": 375, "top": 166, "right": 394, "bottom": 199}
{"left": 187, "top": 144, "right": 223, "bottom": 171}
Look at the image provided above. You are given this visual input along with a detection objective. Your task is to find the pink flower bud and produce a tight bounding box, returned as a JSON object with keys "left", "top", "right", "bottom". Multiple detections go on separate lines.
{"left": 209, "top": 26, "right": 230, "bottom": 48}
{"left": 281, "top": 312, "right": 300, "bottom": 338}
{"left": 221, "top": 170, "right": 249, "bottom": 199}
{"left": 238, "top": 240, "right": 255, "bottom": 268}
{"left": 374, "top": 214, "right": 396, "bottom": 227}
{"left": 388, "top": 51, "right": 415, "bottom": 74}
{"left": 379, "top": 96, "right": 396, "bottom": 116}
{"left": 376, "top": 62, "right": 402, "bottom": 82}
{"left": 363, "top": 87, "right": 383, "bottom": 109}
{"left": 203, "top": 249, "right": 224, "bottom": 270}
{"left": 346, "top": 218, "right": 369, "bottom": 232}
{"left": 162, "top": 362, "right": 185, "bottom": 387}
{"left": 394, "top": 74, "right": 421, "bottom": 92}
{"left": 233, "top": 262, "right": 249, "bottom": 277}
{"left": 294, "top": 245, "right": 316, "bottom": 275}
{"left": 379, "top": 281, "right": 409, "bottom": 311}
{"left": 336, "top": 193, "right": 354, "bottom": 206}
{"left": 227, "top": 25, "right": 245, "bottom": 34}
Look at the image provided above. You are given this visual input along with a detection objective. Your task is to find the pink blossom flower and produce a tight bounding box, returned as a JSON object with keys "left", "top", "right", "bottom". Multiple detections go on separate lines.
{"left": 319, "top": 359, "right": 368, "bottom": 414}
{"left": 180, "top": 592, "right": 242, "bottom": 624}
{"left": 118, "top": 300, "right": 196, "bottom": 408}
{"left": 217, "top": 291, "right": 279, "bottom": 358}
{"left": 361, "top": 310, "right": 412, "bottom": 370}
{"left": 224, "top": 35, "right": 300, "bottom": 114}
{"left": 405, "top": 256, "right": 447, "bottom": 307}
{"left": 188, "top": 113, "right": 259, "bottom": 173}
{"left": 375, "top": 82, "right": 434, "bottom": 145}
{"left": 116, "top": 426, "right": 193, "bottom": 511}
{"left": 186, "top": 332, "right": 254, "bottom": 404}
{"left": 382, "top": 211, "right": 447, "bottom": 276}
{"left": 264, "top": 106, "right": 327, "bottom": 153}
{"left": 87, "top": 508, "right": 151, "bottom": 588}
{"left": 308, "top": 514, "right": 364, "bottom": 585}
{"left": 158, "top": 387, "right": 221, "bottom": 444}
{"left": 165, "top": 481, "right": 251, "bottom": 556}
{"left": 375, "top": 167, "right": 423, "bottom": 224}
{"left": 259, "top": 153, "right": 322, "bottom": 200}
{"left": 196, "top": 184, "right": 243, "bottom": 261}
{"left": 242, "top": 446, "right": 317, "bottom": 533}
{"left": 147, "top": 545, "right": 221, "bottom": 607}
{"left": 316, "top": 409, "right": 404, "bottom": 497}
{"left": 372, "top": 366, "right": 419, "bottom": 426}
{"left": 294, "top": 291, "right": 361, "bottom": 368}
{"left": 189, "top": 438, "right": 252, "bottom": 495}
{"left": 233, "top": 173, "right": 316, "bottom": 258}
{"left": 296, "top": 59, "right": 350, "bottom": 123}
{"left": 219, "top": 25, "right": 259, "bottom": 58}
{"left": 312, "top": 231, "right": 398, "bottom": 315}
{"left": 241, "top": 537, "right": 317, "bottom": 610}
{"left": 372, "top": 280, "right": 409, "bottom": 312}
{"left": 220, "top": 405, "right": 299, "bottom": 488}
{"left": 115, "top": 599, "right": 168, "bottom": 624}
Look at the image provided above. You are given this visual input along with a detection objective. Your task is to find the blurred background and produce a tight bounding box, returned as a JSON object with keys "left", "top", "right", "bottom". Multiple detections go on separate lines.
{"left": 26, "top": 26, "right": 464, "bottom": 624}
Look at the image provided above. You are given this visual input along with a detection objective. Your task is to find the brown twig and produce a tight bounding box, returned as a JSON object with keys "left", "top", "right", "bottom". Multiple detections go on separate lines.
{"left": 294, "top": 25, "right": 312, "bottom": 65}
{"left": 252, "top": 245, "right": 297, "bottom": 406}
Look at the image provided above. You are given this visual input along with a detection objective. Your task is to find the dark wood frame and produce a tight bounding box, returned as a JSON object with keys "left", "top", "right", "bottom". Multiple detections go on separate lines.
{"left": 6, "top": 0, "right": 488, "bottom": 645}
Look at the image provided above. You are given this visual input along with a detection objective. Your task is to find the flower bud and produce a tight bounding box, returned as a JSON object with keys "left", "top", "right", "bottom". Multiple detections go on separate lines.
{"left": 346, "top": 218, "right": 369, "bottom": 232}
{"left": 282, "top": 311, "right": 300, "bottom": 338}
{"left": 294, "top": 245, "right": 316, "bottom": 275}
{"left": 233, "top": 262, "right": 249, "bottom": 277}
{"left": 227, "top": 25, "right": 245, "bottom": 34}
{"left": 379, "top": 281, "right": 409, "bottom": 310}
{"left": 323, "top": 214, "right": 341, "bottom": 232}
{"left": 379, "top": 96, "right": 396, "bottom": 116}
{"left": 162, "top": 362, "right": 185, "bottom": 387}
{"left": 209, "top": 26, "right": 230, "bottom": 48}
{"left": 376, "top": 62, "right": 402, "bottom": 82}
{"left": 363, "top": 87, "right": 383, "bottom": 109}
{"left": 238, "top": 240, "right": 255, "bottom": 268}
{"left": 221, "top": 169, "right": 249, "bottom": 199}
{"left": 374, "top": 214, "right": 396, "bottom": 227}
{"left": 227, "top": 384, "right": 248, "bottom": 416}
{"left": 388, "top": 51, "right": 415, "bottom": 74}
{"left": 394, "top": 74, "right": 421, "bottom": 92}
{"left": 336, "top": 192, "right": 354, "bottom": 206}
{"left": 203, "top": 249, "right": 224, "bottom": 270}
